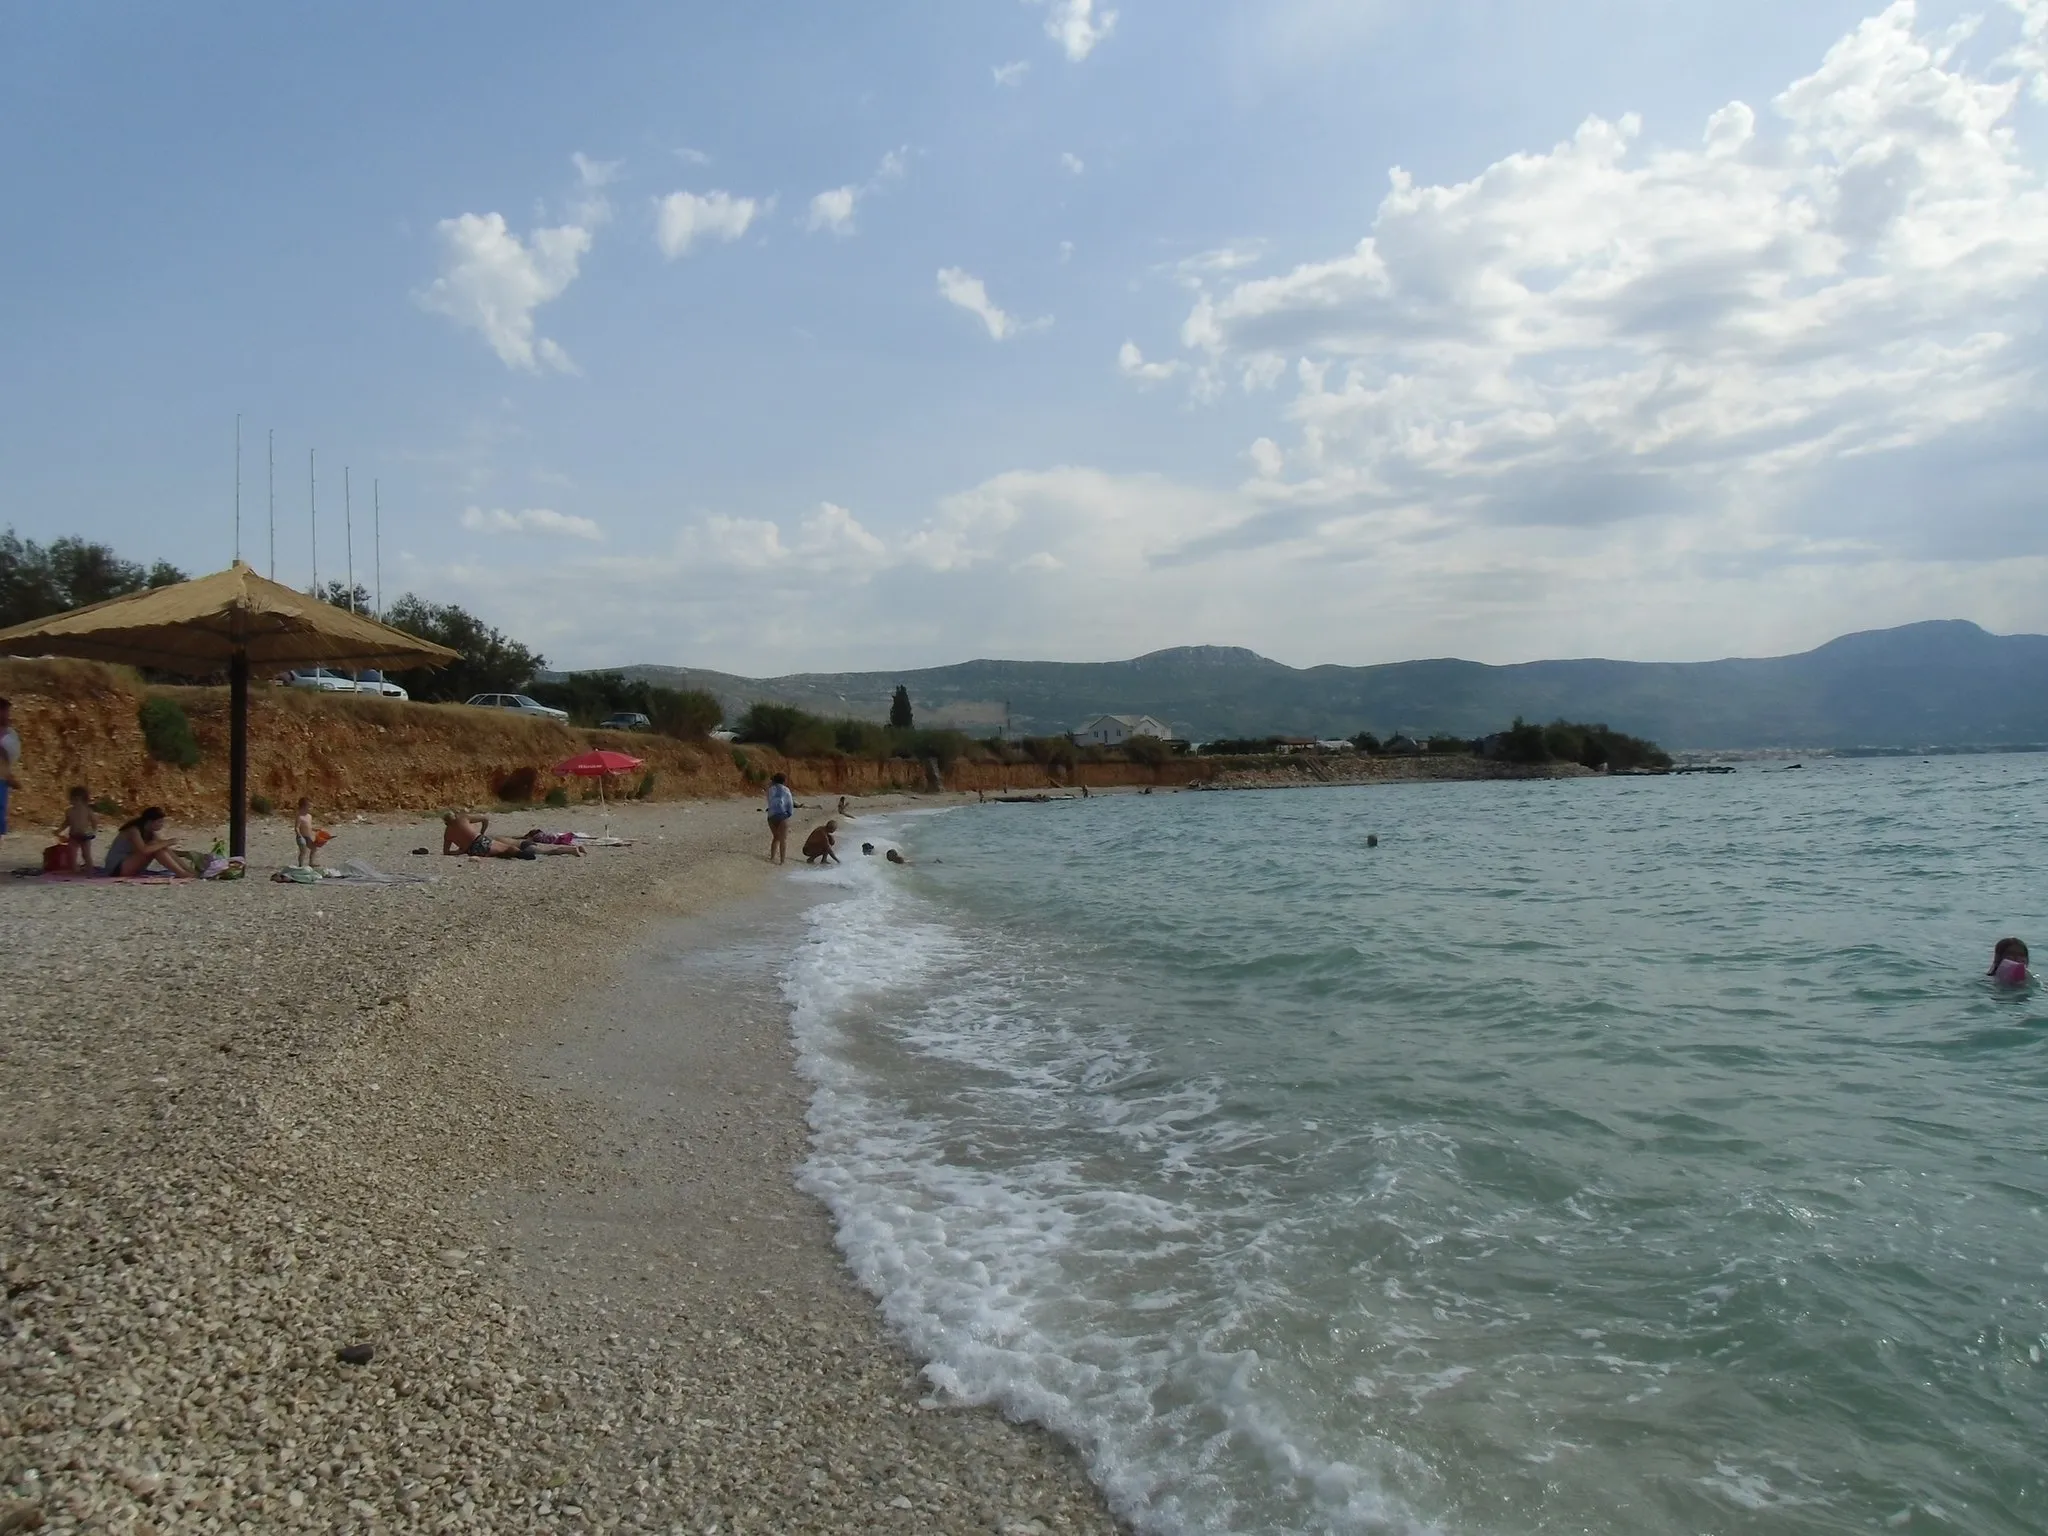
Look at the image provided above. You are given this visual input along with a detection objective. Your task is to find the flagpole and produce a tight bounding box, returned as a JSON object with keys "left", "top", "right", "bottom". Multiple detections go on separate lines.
{"left": 267, "top": 429, "right": 276, "bottom": 579}
{"left": 309, "top": 449, "right": 318, "bottom": 596}
{"left": 233, "top": 414, "right": 242, "bottom": 563}
{"left": 344, "top": 467, "right": 355, "bottom": 613}
{"left": 373, "top": 479, "right": 382, "bottom": 618}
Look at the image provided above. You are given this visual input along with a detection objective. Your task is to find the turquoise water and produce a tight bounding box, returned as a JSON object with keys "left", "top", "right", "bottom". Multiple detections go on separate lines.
{"left": 785, "top": 759, "right": 2048, "bottom": 1534}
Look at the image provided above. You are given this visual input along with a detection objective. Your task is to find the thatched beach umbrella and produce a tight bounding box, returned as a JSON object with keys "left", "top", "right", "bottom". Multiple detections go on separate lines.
{"left": 0, "top": 561, "right": 459, "bottom": 857}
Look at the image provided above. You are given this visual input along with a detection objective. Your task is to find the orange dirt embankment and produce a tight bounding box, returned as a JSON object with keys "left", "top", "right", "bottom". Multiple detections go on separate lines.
{"left": 0, "top": 659, "right": 1587, "bottom": 830}
{"left": 0, "top": 659, "right": 1178, "bottom": 827}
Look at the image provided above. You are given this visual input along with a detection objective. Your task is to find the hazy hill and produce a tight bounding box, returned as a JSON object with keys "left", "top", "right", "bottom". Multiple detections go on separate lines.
{"left": 608, "top": 621, "right": 2048, "bottom": 750}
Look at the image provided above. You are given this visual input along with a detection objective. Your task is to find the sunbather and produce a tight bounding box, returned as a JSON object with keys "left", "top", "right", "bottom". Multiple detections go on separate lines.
{"left": 103, "top": 807, "right": 192, "bottom": 877}
{"left": 441, "top": 811, "right": 585, "bottom": 859}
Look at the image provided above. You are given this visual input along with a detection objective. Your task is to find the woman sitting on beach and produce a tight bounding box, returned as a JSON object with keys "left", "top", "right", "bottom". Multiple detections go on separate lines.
{"left": 1989, "top": 937, "right": 2030, "bottom": 987}
{"left": 102, "top": 807, "right": 191, "bottom": 878}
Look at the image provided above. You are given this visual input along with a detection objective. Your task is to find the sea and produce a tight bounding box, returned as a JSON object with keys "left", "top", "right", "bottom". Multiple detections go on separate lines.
{"left": 778, "top": 758, "right": 2048, "bottom": 1535}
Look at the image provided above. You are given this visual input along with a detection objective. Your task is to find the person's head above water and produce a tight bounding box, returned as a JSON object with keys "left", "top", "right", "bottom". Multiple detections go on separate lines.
{"left": 1990, "top": 937, "right": 2030, "bottom": 984}
{"left": 861, "top": 842, "right": 875, "bottom": 854}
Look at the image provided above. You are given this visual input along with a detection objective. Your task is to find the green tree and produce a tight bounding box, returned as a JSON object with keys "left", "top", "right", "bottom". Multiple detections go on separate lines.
{"left": 1, "top": 528, "right": 187, "bottom": 628}
{"left": 1125, "top": 734, "right": 1171, "bottom": 767}
{"left": 382, "top": 593, "right": 544, "bottom": 701}
{"left": 889, "top": 684, "right": 914, "bottom": 729}
{"left": 320, "top": 580, "right": 374, "bottom": 613}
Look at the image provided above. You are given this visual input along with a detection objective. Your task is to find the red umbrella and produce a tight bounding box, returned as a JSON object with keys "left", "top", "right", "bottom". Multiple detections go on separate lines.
{"left": 552, "top": 749, "right": 645, "bottom": 777}
{"left": 551, "top": 749, "right": 646, "bottom": 831}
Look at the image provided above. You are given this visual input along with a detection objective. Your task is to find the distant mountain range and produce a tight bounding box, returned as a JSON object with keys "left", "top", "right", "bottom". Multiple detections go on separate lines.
{"left": 605, "top": 621, "right": 2048, "bottom": 750}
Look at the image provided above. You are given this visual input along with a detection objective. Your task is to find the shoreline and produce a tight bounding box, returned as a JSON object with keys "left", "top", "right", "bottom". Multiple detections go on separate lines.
{"left": 1, "top": 797, "right": 1122, "bottom": 1533}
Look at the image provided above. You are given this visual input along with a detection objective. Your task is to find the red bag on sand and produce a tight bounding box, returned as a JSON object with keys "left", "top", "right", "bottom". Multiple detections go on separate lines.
{"left": 42, "top": 843, "right": 70, "bottom": 873}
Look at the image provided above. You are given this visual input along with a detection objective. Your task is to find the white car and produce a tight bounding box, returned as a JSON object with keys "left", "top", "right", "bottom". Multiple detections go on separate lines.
{"left": 284, "top": 667, "right": 357, "bottom": 692}
{"left": 465, "top": 692, "right": 570, "bottom": 722}
{"left": 351, "top": 670, "right": 411, "bottom": 701}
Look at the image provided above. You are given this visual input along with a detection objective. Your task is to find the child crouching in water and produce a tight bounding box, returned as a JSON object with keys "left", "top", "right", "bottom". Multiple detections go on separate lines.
{"left": 62, "top": 786, "right": 97, "bottom": 872}
{"left": 1989, "top": 937, "right": 2030, "bottom": 987}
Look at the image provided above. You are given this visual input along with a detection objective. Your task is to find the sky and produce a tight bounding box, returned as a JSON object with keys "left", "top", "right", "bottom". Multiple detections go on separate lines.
{"left": 4, "top": 0, "right": 2048, "bottom": 675}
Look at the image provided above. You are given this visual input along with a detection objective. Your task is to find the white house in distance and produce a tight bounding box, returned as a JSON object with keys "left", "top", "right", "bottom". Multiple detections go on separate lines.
{"left": 1072, "top": 713, "right": 1173, "bottom": 747}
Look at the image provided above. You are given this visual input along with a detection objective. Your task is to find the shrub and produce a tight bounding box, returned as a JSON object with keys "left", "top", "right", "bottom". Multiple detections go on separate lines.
{"left": 138, "top": 696, "right": 201, "bottom": 767}
{"left": 544, "top": 786, "right": 569, "bottom": 808}
{"left": 250, "top": 793, "right": 273, "bottom": 816}
{"left": 647, "top": 687, "right": 722, "bottom": 740}
{"left": 91, "top": 796, "right": 122, "bottom": 816}
{"left": 1494, "top": 717, "right": 1670, "bottom": 770}
{"left": 1351, "top": 731, "right": 1382, "bottom": 754}
{"left": 632, "top": 769, "right": 657, "bottom": 799}
{"left": 1125, "top": 734, "right": 1171, "bottom": 767}
{"left": 1498, "top": 718, "right": 1550, "bottom": 764}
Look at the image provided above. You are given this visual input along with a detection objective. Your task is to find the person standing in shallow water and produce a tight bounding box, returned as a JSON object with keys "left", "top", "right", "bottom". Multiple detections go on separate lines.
{"left": 765, "top": 773, "right": 794, "bottom": 864}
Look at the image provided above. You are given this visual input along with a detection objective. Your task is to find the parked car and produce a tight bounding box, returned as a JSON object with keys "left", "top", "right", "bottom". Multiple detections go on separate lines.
{"left": 284, "top": 667, "right": 357, "bottom": 692}
{"left": 351, "top": 670, "right": 410, "bottom": 701}
{"left": 598, "top": 711, "right": 652, "bottom": 732}
{"left": 465, "top": 692, "right": 570, "bottom": 722}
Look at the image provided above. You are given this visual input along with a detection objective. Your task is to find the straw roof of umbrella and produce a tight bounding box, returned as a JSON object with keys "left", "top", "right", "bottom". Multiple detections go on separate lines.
{"left": 0, "top": 560, "right": 458, "bottom": 673}
{"left": 0, "top": 561, "right": 462, "bottom": 856}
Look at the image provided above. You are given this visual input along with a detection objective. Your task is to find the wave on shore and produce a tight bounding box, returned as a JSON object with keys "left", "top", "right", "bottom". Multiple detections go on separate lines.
{"left": 780, "top": 817, "right": 1430, "bottom": 1536}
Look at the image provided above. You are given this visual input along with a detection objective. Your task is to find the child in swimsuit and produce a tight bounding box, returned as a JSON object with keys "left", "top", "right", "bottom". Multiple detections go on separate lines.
{"left": 1989, "top": 937, "right": 2030, "bottom": 987}
{"left": 294, "top": 797, "right": 320, "bottom": 869}
{"left": 62, "top": 786, "right": 97, "bottom": 872}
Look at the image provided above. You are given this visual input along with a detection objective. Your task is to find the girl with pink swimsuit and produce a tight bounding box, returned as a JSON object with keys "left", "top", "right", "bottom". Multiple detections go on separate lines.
{"left": 1988, "top": 937, "right": 2030, "bottom": 987}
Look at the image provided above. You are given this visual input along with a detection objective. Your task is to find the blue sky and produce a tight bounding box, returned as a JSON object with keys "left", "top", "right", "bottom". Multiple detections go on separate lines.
{"left": 4, "top": 0, "right": 2046, "bottom": 674}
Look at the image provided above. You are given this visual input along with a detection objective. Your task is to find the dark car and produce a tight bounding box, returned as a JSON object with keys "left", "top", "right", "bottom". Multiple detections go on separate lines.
{"left": 599, "top": 712, "right": 652, "bottom": 732}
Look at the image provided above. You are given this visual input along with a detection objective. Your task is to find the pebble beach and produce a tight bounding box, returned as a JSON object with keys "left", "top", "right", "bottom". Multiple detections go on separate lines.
{"left": 0, "top": 799, "right": 1123, "bottom": 1535}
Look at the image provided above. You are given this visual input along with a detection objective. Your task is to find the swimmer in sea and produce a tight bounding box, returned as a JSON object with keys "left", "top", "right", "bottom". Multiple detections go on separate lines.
{"left": 1989, "top": 937, "right": 2030, "bottom": 987}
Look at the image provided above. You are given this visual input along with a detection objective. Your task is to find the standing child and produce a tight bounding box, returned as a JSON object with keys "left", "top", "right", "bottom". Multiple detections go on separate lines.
{"left": 294, "top": 797, "right": 321, "bottom": 869}
{"left": 62, "top": 786, "right": 97, "bottom": 872}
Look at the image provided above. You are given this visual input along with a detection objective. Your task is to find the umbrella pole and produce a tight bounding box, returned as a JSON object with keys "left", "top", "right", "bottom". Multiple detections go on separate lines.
{"left": 228, "top": 650, "right": 250, "bottom": 859}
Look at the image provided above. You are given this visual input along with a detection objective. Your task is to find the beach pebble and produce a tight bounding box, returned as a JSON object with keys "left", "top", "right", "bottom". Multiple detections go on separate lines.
{"left": 0, "top": 799, "right": 1121, "bottom": 1536}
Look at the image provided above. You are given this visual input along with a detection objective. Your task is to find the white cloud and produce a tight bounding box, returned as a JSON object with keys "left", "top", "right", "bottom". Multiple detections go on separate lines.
{"left": 568, "top": 151, "right": 621, "bottom": 228}
{"left": 804, "top": 149, "right": 909, "bottom": 238}
{"left": 1118, "top": 340, "right": 1184, "bottom": 384}
{"left": 1059, "top": 240, "right": 1075, "bottom": 263}
{"left": 1162, "top": 0, "right": 2048, "bottom": 565}
{"left": 675, "top": 146, "right": 713, "bottom": 166}
{"left": 1061, "top": 151, "right": 1086, "bottom": 175}
{"left": 937, "top": 267, "right": 1047, "bottom": 340}
{"left": 1033, "top": 0, "right": 1117, "bottom": 61}
{"left": 993, "top": 59, "right": 1031, "bottom": 86}
{"left": 416, "top": 211, "right": 591, "bottom": 373}
{"left": 807, "top": 186, "right": 858, "bottom": 235}
{"left": 2006, "top": 0, "right": 2048, "bottom": 95}
{"left": 655, "top": 189, "right": 762, "bottom": 257}
{"left": 460, "top": 506, "right": 603, "bottom": 541}
{"left": 570, "top": 152, "right": 620, "bottom": 190}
